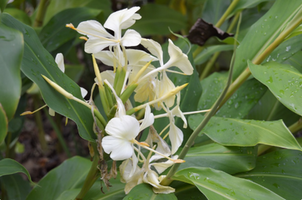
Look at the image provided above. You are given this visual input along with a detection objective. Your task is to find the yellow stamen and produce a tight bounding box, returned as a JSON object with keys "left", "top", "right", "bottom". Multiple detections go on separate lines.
{"left": 79, "top": 36, "right": 88, "bottom": 41}
{"left": 66, "top": 23, "right": 76, "bottom": 30}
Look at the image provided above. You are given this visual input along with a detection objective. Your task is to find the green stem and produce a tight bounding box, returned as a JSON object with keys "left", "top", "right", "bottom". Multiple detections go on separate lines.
{"left": 33, "top": 95, "right": 48, "bottom": 152}
{"left": 33, "top": 0, "right": 49, "bottom": 27}
{"left": 76, "top": 143, "right": 99, "bottom": 200}
{"left": 44, "top": 109, "right": 71, "bottom": 158}
{"left": 289, "top": 118, "right": 302, "bottom": 134}
{"left": 215, "top": 0, "right": 240, "bottom": 28}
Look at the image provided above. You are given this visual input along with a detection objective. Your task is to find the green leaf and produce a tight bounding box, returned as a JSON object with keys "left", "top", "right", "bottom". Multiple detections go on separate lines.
{"left": 0, "top": 105, "right": 8, "bottom": 143}
{"left": 26, "top": 156, "right": 91, "bottom": 200}
{"left": 3, "top": 8, "right": 32, "bottom": 25}
{"left": 1, "top": 13, "right": 96, "bottom": 142}
{"left": 198, "top": 72, "right": 267, "bottom": 119}
{"left": 194, "top": 45, "right": 233, "bottom": 65}
{"left": 246, "top": 89, "right": 300, "bottom": 126}
{"left": 0, "top": 0, "right": 8, "bottom": 12}
{"left": 173, "top": 167, "right": 285, "bottom": 199}
{"left": 0, "top": 23, "right": 23, "bottom": 121}
{"left": 39, "top": 7, "right": 101, "bottom": 52}
{"left": 233, "top": 0, "right": 302, "bottom": 79}
{"left": 0, "top": 158, "right": 31, "bottom": 182}
{"left": 44, "top": 0, "right": 111, "bottom": 25}
{"left": 178, "top": 143, "right": 256, "bottom": 174}
{"left": 189, "top": 115, "right": 302, "bottom": 150}
{"left": 237, "top": 149, "right": 302, "bottom": 200}
{"left": 173, "top": 181, "right": 207, "bottom": 200}
{"left": 230, "top": 0, "right": 273, "bottom": 17}
{"left": 0, "top": 174, "right": 31, "bottom": 200}
{"left": 131, "top": 4, "right": 187, "bottom": 36}
{"left": 266, "top": 34, "right": 302, "bottom": 63}
{"left": 123, "top": 184, "right": 177, "bottom": 200}
{"left": 249, "top": 61, "right": 302, "bottom": 117}
{"left": 83, "top": 177, "right": 125, "bottom": 200}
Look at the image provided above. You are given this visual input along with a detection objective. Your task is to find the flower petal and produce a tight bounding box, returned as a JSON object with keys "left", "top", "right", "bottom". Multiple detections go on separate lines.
{"left": 105, "top": 115, "right": 140, "bottom": 140}
{"left": 169, "top": 123, "right": 183, "bottom": 154}
{"left": 84, "top": 37, "right": 116, "bottom": 53}
{"left": 104, "top": 7, "right": 141, "bottom": 33}
{"left": 77, "top": 20, "right": 112, "bottom": 38}
{"left": 141, "top": 39, "right": 163, "bottom": 65}
{"left": 139, "top": 104, "right": 154, "bottom": 131}
{"left": 102, "top": 136, "right": 134, "bottom": 160}
{"left": 121, "top": 29, "right": 141, "bottom": 47}
{"left": 55, "top": 53, "right": 65, "bottom": 72}
{"left": 80, "top": 87, "right": 88, "bottom": 98}
{"left": 166, "top": 39, "right": 193, "bottom": 75}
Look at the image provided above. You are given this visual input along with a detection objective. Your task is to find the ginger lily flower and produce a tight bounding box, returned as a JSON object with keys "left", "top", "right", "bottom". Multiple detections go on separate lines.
{"left": 67, "top": 7, "right": 142, "bottom": 53}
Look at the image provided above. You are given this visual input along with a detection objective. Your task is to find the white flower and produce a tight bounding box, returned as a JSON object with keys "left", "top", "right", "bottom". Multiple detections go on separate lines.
{"left": 102, "top": 100, "right": 154, "bottom": 160}
{"left": 73, "top": 7, "right": 142, "bottom": 53}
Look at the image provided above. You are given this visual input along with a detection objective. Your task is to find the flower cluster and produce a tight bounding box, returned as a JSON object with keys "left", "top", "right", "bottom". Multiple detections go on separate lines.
{"left": 64, "top": 6, "right": 194, "bottom": 194}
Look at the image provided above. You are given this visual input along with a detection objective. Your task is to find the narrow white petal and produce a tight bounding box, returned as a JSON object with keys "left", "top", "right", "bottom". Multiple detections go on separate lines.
{"left": 84, "top": 38, "right": 116, "bottom": 53}
{"left": 166, "top": 39, "right": 193, "bottom": 75}
{"left": 80, "top": 87, "right": 88, "bottom": 98}
{"left": 139, "top": 104, "right": 154, "bottom": 131}
{"left": 141, "top": 39, "right": 163, "bottom": 65}
{"left": 171, "top": 105, "right": 187, "bottom": 128}
{"left": 77, "top": 20, "right": 112, "bottom": 38}
{"left": 121, "top": 29, "right": 141, "bottom": 47}
{"left": 55, "top": 53, "right": 65, "bottom": 72}
{"left": 169, "top": 123, "right": 183, "bottom": 154}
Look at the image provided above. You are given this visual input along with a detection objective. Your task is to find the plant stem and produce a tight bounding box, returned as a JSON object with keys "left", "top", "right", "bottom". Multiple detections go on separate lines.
{"left": 33, "top": 0, "right": 49, "bottom": 27}
{"left": 33, "top": 95, "right": 48, "bottom": 152}
{"left": 76, "top": 143, "right": 99, "bottom": 200}
{"left": 289, "top": 118, "right": 302, "bottom": 135}
{"left": 44, "top": 109, "right": 71, "bottom": 158}
{"left": 215, "top": 0, "right": 240, "bottom": 28}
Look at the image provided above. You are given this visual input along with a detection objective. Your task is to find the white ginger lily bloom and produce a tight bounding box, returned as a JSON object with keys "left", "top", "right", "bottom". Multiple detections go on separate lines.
{"left": 49, "top": 53, "right": 88, "bottom": 116}
{"left": 102, "top": 89, "right": 154, "bottom": 160}
{"left": 72, "top": 7, "right": 142, "bottom": 53}
{"left": 139, "top": 39, "right": 193, "bottom": 108}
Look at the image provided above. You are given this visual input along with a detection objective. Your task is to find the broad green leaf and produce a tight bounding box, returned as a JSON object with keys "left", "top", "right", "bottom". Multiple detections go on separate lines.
{"left": 198, "top": 72, "right": 267, "bottom": 119}
{"left": 3, "top": 8, "right": 32, "bottom": 25}
{"left": 123, "top": 184, "right": 177, "bottom": 200}
{"left": 173, "top": 181, "right": 207, "bottom": 200}
{"left": 26, "top": 156, "right": 91, "bottom": 200}
{"left": 194, "top": 45, "right": 233, "bottom": 65}
{"left": 233, "top": 0, "right": 302, "bottom": 79}
{"left": 0, "top": 105, "right": 8, "bottom": 143}
{"left": 0, "top": 174, "right": 31, "bottom": 200}
{"left": 173, "top": 167, "right": 285, "bottom": 200}
{"left": 1, "top": 13, "right": 96, "bottom": 142}
{"left": 131, "top": 4, "right": 187, "bottom": 36}
{"left": 237, "top": 149, "right": 302, "bottom": 200}
{"left": 266, "top": 34, "right": 302, "bottom": 64}
{"left": 229, "top": 0, "right": 273, "bottom": 17}
{"left": 178, "top": 143, "right": 256, "bottom": 174}
{"left": 246, "top": 89, "right": 300, "bottom": 126}
{"left": 287, "top": 51, "right": 302, "bottom": 73}
{"left": 189, "top": 115, "right": 302, "bottom": 151}
{"left": 44, "top": 0, "right": 111, "bottom": 25}
{"left": 0, "top": 23, "right": 23, "bottom": 121}
{"left": 39, "top": 7, "right": 101, "bottom": 52}
{"left": 249, "top": 61, "right": 302, "bottom": 117}
{"left": 0, "top": 158, "right": 31, "bottom": 182}
{"left": 83, "top": 176, "right": 125, "bottom": 200}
